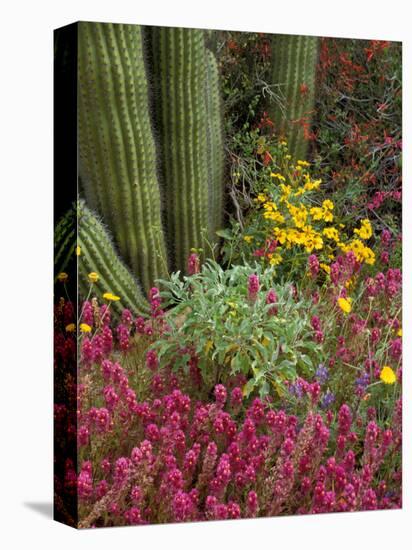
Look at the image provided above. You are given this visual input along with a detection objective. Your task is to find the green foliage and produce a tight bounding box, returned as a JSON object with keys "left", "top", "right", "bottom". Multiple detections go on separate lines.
{"left": 268, "top": 34, "right": 319, "bottom": 161}
{"left": 77, "top": 202, "right": 150, "bottom": 318}
{"left": 154, "top": 260, "right": 322, "bottom": 398}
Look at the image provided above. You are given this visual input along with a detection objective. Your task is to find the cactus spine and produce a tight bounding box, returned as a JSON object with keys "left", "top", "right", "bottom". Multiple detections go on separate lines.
{"left": 269, "top": 34, "right": 319, "bottom": 160}
{"left": 78, "top": 22, "right": 168, "bottom": 293}
{"left": 77, "top": 203, "right": 150, "bottom": 318}
{"left": 150, "top": 27, "right": 223, "bottom": 272}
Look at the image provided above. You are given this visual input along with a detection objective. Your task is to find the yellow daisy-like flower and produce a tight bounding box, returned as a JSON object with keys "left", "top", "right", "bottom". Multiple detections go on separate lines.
{"left": 268, "top": 251, "right": 283, "bottom": 265}
{"left": 88, "top": 272, "right": 99, "bottom": 283}
{"left": 243, "top": 235, "right": 253, "bottom": 243}
{"left": 80, "top": 323, "right": 92, "bottom": 333}
{"left": 57, "top": 272, "right": 68, "bottom": 283}
{"left": 65, "top": 323, "right": 76, "bottom": 333}
{"left": 380, "top": 366, "right": 397, "bottom": 385}
{"left": 303, "top": 178, "right": 321, "bottom": 192}
{"left": 76, "top": 245, "right": 81, "bottom": 256}
{"left": 256, "top": 193, "right": 267, "bottom": 203}
{"left": 320, "top": 262, "right": 331, "bottom": 274}
{"left": 323, "top": 227, "right": 340, "bottom": 241}
{"left": 337, "top": 297, "right": 352, "bottom": 314}
{"left": 354, "top": 219, "right": 373, "bottom": 240}
{"left": 103, "top": 292, "right": 121, "bottom": 302}
{"left": 297, "top": 160, "right": 310, "bottom": 167}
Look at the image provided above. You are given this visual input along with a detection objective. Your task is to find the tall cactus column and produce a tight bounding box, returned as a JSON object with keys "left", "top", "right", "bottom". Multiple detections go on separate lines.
{"left": 150, "top": 27, "right": 224, "bottom": 272}
{"left": 205, "top": 50, "right": 225, "bottom": 241}
{"left": 269, "top": 34, "right": 319, "bottom": 160}
{"left": 78, "top": 22, "right": 168, "bottom": 293}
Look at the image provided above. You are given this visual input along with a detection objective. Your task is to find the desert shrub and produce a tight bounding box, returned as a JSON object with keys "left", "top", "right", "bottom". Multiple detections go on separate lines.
{"left": 153, "top": 259, "right": 322, "bottom": 397}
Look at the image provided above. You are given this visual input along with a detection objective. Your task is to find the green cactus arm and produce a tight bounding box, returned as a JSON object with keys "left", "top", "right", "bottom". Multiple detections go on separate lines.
{"left": 269, "top": 34, "right": 319, "bottom": 160}
{"left": 205, "top": 49, "right": 225, "bottom": 239}
{"left": 78, "top": 22, "right": 168, "bottom": 293}
{"left": 150, "top": 27, "right": 219, "bottom": 271}
{"left": 78, "top": 202, "right": 150, "bottom": 318}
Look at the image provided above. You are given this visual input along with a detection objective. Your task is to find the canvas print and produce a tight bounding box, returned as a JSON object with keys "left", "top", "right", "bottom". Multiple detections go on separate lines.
{"left": 54, "top": 22, "right": 402, "bottom": 528}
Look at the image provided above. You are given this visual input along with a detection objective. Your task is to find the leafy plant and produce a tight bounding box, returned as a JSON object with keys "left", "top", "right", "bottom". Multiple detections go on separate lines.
{"left": 153, "top": 260, "right": 322, "bottom": 398}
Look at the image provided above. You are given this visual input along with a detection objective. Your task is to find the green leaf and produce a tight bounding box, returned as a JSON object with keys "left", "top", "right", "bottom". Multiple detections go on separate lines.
{"left": 215, "top": 229, "right": 233, "bottom": 240}
{"left": 243, "top": 378, "right": 255, "bottom": 397}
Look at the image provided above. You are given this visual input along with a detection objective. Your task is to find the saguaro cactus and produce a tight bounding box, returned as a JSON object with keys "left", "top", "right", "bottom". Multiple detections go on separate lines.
{"left": 150, "top": 27, "right": 224, "bottom": 272}
{"left": 77, "top": 202, "right": 150, "bottom": 318}
{"left": 269, "top": 34, "right": 319, "bottom": 160}
{"left": 78, "top": 22, "right": 168, "bottom": 293}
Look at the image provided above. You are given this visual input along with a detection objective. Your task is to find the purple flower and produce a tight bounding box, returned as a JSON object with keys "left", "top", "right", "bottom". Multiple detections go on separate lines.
{"left": 320, "top": 391, "right": 335, "bottom": 409}
{"left": 315, "top": 364, "right": 328, "bottom": 384}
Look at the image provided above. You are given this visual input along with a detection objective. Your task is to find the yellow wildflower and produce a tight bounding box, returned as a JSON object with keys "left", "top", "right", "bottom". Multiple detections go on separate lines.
{"left": 65, "top": 323, "right": 76, "bottom": 333}
{"left": 80, "top": 323, "right": 92, "bottom": 333}
{"left": 299, "top": 226, "right": 323, "bottom": 253}
{"left": 322, "top": 199, "right": 334, "bottom": 210}
{"left": 263, "top": 210, "right": 285, "bottom": 224}
{"left": 279, "top": 184, "right": 291, "bottom": 199}
{"left": 297, "top": 160, "right": 310, "bottom": 167}
{"left": 354, "top": 219, "right": 373, "bottom": 240}
{"left": 256, "top": 193, "right": 267, "bottom": 203}
{"left": 268, "top": 251, "right": 283, "bottom": 265}
{"left": 273, "top": 227, "right": 288, "bottom": 244}
{"left": 380, "top": 366, "right": 397, "bottom": 385}
{"left": 88, "top": 272, "right": 99, "bottom": 283}
{"left": 322, "top": 210, "right": 334, "bottom": 223}
{"left": 103, "top": 292, "right": 121, "bottom": 302}
{"left": 303, "top": 176, "right": 321, "bottom": 192}
{"left": 76, "top": 245, "right": 81, "bottom": 256}
{"left": 310, "top": 200, "right": 334, "bottom": 223}
{"left": 337, "top": 297, "right": 352, "bottom": 314}
{"left": 57, "top": 272, "right": 68, "bottom": 283}
{"left": 270, "top": 172, "right": 286, "bottom": 181}
{"left": 323, "top": 227, "right": 340, "bottom": 241}
{"left": 243, "top": 235, "right": 253, "bottom": 243}
{"left": 320, "top": 263, "right": 331, "bottom": 274}
{"left": 349, "top": 239, "right": 375, "bottom": 265}
{"left": 397, "top": 328, "right": 402, "bottom": 337}
{"left": 288, "top": 204, "right": 308, "bottom": 229}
